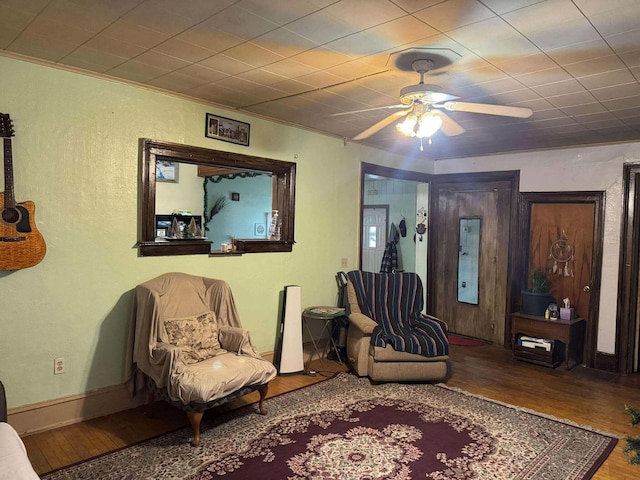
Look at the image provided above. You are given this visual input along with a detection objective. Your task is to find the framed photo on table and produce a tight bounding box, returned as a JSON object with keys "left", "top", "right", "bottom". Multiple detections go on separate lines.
{"left": 206, "top": 113, "right": 250, "bottom": 146}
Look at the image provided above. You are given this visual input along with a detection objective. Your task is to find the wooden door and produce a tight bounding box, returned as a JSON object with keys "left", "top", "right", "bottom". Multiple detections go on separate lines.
{"left": 432, "top": 185, "right": 511, "bottom": 345}
{"left": 519, "top": 193, "right": 604, "bottom": 370}
{"left": 529, "top": 203, "right": 594, "bottom": 322}
{"left": 361, "top": 205, "right": 387, "bottom": 272}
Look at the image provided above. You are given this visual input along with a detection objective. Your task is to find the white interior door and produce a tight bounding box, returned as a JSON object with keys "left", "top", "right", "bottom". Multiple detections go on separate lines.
{"left": 362, "top": 206, "right": 388, "bottom": 272}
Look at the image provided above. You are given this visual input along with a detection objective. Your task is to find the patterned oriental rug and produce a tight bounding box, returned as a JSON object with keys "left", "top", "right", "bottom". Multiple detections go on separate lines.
{"left": 42, "top": 373, "right": 617, "bottom": 480}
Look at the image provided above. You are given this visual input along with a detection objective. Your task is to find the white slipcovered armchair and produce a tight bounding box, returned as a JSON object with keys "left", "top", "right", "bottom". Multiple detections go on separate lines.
{"left": 132, "top": 272, "right": 277, "bottom": 446}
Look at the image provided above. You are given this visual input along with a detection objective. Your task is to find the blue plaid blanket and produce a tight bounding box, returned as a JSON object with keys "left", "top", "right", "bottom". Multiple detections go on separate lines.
{"left": 347, "top": 270, "right": 449, "bottom": 357}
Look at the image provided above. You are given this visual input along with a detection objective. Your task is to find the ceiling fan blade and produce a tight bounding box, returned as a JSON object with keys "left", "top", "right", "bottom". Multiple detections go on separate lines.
{"left": 442, "top": 101, "right": 533, "bottom": 118}
{"left": 331, "top": 104, "right": 407, "bottom": 117}
{"left": 431, "top": 110, "right": 465, "bottom": 136}
{"left": 353, "top": 110, "right": 409, "bottom": 140}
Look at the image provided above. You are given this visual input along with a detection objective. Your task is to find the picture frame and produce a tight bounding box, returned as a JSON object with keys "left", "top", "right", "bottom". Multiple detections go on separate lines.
{"left": 206, "top": 113, "right": 250, "bottom": 146}
{"left": 254, "top": 223, "right": 266, "bottom": 236}
{"left": 156, "top": 160, "right": 179, "bottom": 183}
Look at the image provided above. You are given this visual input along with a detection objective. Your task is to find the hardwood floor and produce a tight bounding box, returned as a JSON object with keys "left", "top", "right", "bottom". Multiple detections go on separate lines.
{"left": 23, "top": 344, "right": 640, "bottom": 478}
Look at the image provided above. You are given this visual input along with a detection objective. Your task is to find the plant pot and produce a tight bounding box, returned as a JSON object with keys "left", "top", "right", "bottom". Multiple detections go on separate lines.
{"left": 521, "top": 290, "right": 555, "bottom": 316}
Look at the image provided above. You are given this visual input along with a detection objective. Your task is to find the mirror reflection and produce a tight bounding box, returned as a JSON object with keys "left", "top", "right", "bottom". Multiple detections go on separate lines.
{"left": 156, "top": 163, "right": 275, "bottom": 247}
{"left": 139, "top": 139, "right": 296, "bottom": 256}
{"left": 457, "top": 217, "right": 481, "bottom": 305}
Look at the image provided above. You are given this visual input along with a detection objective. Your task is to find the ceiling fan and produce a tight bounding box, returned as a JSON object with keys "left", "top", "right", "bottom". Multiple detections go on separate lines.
{"left": 335, "top": 58, "right": 533, "bottom": 150}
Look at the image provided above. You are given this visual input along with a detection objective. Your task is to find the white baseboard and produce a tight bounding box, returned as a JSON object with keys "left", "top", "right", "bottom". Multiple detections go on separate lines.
{"left": 8, "top": 351, "right": 281, "bottom": 436}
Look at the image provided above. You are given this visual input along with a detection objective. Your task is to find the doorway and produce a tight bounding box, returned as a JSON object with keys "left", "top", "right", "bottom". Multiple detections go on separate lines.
{"left": 430, "top": 177, "right": 515, "bottom": 345}
{"left": 519, "top": 192, "right": 604, "bottom": 370}
{"left": 361, "top": 205, "right": 388, "bottom": 272}
{"left": 617, "top": 164, "right": 640, "bottom": 375}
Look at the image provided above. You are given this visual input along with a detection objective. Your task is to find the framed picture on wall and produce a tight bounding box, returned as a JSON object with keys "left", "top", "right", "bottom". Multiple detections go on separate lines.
{"left": 206, "top": 113, "right": 250, "bottom": 146}
{"left": 156, "top": 160, "right": 179, "bottom": 183}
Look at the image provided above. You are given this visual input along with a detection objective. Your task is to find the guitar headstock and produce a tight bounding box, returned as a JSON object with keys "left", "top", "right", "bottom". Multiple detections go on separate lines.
{"left": 0, "top": 113, "right": 15, "bottom": 138}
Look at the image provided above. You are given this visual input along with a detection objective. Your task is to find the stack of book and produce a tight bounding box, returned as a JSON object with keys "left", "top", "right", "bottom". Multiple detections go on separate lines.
{"left": 517, "top": 335, "right": 553, "bottom": 351}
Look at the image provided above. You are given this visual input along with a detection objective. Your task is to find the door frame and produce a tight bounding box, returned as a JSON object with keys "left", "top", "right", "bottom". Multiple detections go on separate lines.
{"left": 359, "top": 163, "right": 433, "bottom": 269}
{"left": 427, "top": 170, "right": 520, "bottom": 347}
{"left": 616, "top": 164, "right": 640, "bottom": 375}
{"left": 518, "top": 192, "right": 605, "bottom": 370}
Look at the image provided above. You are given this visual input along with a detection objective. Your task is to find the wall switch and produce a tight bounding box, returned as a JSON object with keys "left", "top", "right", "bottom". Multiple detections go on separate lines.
{"left": 341, "top": 258, "right": 348, "bottom": 268}
{"left": 54, "top": 357, "right": 65, "bottom": 375}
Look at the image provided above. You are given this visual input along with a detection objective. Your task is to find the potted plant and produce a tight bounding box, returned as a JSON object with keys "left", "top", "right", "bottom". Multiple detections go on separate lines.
{"left": 521, "top": 268, "right": 555, "bottom": 316}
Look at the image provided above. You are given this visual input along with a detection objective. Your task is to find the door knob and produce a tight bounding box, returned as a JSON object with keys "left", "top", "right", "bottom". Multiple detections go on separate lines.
{"left": 583, "top": 285, "right": 590, "bottom": 293}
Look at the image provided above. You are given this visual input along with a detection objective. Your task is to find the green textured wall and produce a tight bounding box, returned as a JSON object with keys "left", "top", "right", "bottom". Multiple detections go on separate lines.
{"left": 0, "top": 55, "right": 423, "bottom": 409}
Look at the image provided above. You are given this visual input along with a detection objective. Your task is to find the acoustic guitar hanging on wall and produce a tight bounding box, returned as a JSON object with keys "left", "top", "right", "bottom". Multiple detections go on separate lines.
{"left": 0, "top": 113, "right": 46, "bottom": 270}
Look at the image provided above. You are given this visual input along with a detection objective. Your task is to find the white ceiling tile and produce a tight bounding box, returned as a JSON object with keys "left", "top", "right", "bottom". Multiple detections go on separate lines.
{"left": 146, "top": 71, "right": 209, "bottom": 92}
{"left": 224, "top": 42, "right": 286, "bottom": 68}
{"left": 563, "top": 54, "right": 628, "bottom": 77}
{"left": 546, "top": 91, "right": 597, "bottom": 108}
{"left": 324, "top": 0, "right": 406, "bottom": 31}
{"left": 447, "top": 17, "right": 538, "bottom": 58}
{"left": 533, "top": 79, "right": 587, "bottom": 97}
{"left": 591, "top": 82, "right": 640, "bottom": 102}
{"left": 60, "top": 46, "right": 127, "bottom": 71}
{"left": 292, "top": 47, "right": 354, "bottom": 70}
{"left": 106, "top": 60, "right": 169, "bottom": 82}
{"left": 578, "top": 69, "right": 637, "bottom": 89}
{"left": 152, "top": 39, "right": 215, "bottom": 64}
{"left": 236, "top": 0, "right": 331, "bottom": 25}
{"left": 101, "top": 19, "right": 170, "bottom": 49}
{"left": 198, "top": 53, "right": 255, "bottom": 75}
{"left": 606, "top": 29, "right": 640, "bottom": 54}
{"left": 177, "top": 24, "right": 243, "bottom": 53}
{"left": 545, "top": 38, "right": 613, "bottom": 65}
{"left": 413, "top": 0, "right": 496, "bottom": 32}
{"left": 284, "top": 10, "right": 358, "bottom": 44}
{"left": 135, "top": 50, "right": 191, "bottom": 71}
{"left": 236, "top": 68, "right": 288, "bottom": 86}
{"left": 261, "top": 58, "right": 319, "bottom": 78}
{"left": 479, "top": 0, "right": 546, "bottom": 15}
{"left": 254, "top": 28, "right": 318, "bottom": 57}
{"left": 208, "top": 5, "right": 280, "bottom": 41}
{"left": 515, "top": 67, "right": 574, "bottom": 88}
{"left": 83, "top": 34, "right": 145, "bottom": 60}
{"left": 179, "top": 64, "right": 228, "bottom": 83}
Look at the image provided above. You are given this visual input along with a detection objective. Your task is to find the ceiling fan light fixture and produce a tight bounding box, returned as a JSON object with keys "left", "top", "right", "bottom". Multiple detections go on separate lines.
{"left": 416, "top": 113, "right": 442, "bottom": 139}
{"left": 396, "top": 113, "right": 418, "bottom": 137}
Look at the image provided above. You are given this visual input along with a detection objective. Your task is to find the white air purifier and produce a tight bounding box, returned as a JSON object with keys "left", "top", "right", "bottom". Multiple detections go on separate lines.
{"left": 275, "top": 285, "right": 304, "bottom": 375}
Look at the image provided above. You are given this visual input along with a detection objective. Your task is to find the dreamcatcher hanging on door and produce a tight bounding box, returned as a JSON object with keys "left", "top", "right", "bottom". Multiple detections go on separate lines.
{"left": 547, "top": 228, "right": 574, "bottom": 277}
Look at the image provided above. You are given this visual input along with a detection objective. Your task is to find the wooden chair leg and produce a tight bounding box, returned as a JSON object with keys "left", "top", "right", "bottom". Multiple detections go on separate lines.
{"left": 257, "top": 384, "right": 268, "bottom": 415}
{"left": 187, "top": 412, "right": 204, "bottom": 447}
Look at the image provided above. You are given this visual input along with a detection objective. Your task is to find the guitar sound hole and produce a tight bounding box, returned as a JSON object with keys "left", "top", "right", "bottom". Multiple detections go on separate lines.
{"left": 1, "top": 207, "right": 20, "bottom": 224}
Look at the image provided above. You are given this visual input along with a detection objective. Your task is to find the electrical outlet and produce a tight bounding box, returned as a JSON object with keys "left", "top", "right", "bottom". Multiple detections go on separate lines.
{"left": 341, "top": 258, "right": 348, "bottom": 268}
{"left": 54, "top": 357, "right": 65, "bottom": 375}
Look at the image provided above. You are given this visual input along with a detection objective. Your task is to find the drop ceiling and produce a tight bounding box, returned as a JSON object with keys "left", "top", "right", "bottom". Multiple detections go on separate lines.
{"left": 2, "top": 0, "right": 640, "bottom": 159}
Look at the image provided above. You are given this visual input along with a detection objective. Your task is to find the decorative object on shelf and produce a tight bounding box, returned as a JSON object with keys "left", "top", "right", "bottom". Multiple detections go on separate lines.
{"left": 156, "top": 159, "right": 178, "bottom": 182}
{"left": 548, "top": 228, "right": 575, "bottom": 277}
{"left": 268, "top": 210, "right": 281, "bottom": 240}
{"left": 560, "top": 297, "right": 575, "bottom": 320}
{"left": 205, "top": 113, "right": 250, "bottom": 146}
{"left": 521, "top": 268, "right": 555, "bottom": 316}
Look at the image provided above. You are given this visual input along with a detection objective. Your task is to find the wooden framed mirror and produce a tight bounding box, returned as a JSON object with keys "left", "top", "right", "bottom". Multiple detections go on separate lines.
{"left": 137, "top": 139, "right": 296, "bottom": 256}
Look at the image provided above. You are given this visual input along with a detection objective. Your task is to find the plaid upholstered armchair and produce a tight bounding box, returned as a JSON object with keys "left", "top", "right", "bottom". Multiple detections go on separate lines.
{"left": 345, "top": 271, "right": 450, "bottom": 383}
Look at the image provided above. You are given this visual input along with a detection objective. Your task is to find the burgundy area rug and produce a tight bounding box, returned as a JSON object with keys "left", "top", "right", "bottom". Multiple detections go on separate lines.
{"left": 41, "top": 373, "right": 617, "bottom": 480}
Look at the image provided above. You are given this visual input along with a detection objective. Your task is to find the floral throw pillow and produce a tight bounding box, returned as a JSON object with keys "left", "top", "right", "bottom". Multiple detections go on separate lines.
{"left": 164, "top": 311, "right": 226, "bottom": 364}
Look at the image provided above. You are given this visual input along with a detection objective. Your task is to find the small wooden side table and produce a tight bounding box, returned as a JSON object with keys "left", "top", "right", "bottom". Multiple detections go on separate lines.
{"left": 511, "top": 312, "right": 586, "bottom": 370}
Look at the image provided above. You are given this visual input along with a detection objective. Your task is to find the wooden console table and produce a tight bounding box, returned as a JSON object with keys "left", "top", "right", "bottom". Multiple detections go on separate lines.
{"left": 511, "top": 312, "right": 585, "bottom": 370}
